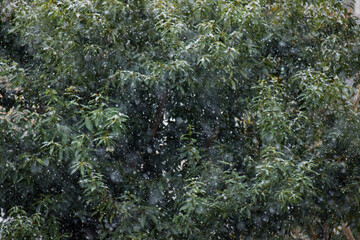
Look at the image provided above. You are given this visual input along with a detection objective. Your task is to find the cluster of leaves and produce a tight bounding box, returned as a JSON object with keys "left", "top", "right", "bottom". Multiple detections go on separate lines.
{"left": 1, "top": 0, "right": 360, "bottom": 239}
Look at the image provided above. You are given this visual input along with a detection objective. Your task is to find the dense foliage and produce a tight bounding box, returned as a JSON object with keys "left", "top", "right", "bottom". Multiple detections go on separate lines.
{"left": 1, "top": 0, "right": 360, "bottom": 239}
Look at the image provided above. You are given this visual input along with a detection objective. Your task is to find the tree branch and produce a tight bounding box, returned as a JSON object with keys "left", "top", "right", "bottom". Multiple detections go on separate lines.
{"left": 149, "top": 88, "right": 168, "bottom": 142}
{"left": 353, "top": 84, "right": 360, "bottom": 112}
{"left": 342, "top": 223, "right": 356, "bottom": 240}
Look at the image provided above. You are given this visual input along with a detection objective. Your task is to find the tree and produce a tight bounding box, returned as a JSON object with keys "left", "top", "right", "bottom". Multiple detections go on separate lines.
{"left": 1, "top": 0, "right": 360, "bottom": 239}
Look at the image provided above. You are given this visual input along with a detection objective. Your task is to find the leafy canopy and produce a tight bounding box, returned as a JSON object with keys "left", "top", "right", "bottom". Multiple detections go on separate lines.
{"left": 1, "top": 0, "right": 360, "bottom": 239}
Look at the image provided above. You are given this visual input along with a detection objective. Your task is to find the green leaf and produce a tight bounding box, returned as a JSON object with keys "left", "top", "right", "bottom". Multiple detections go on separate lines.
{"left": 85, "top": 117, "right": 93, "bottom": 132}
